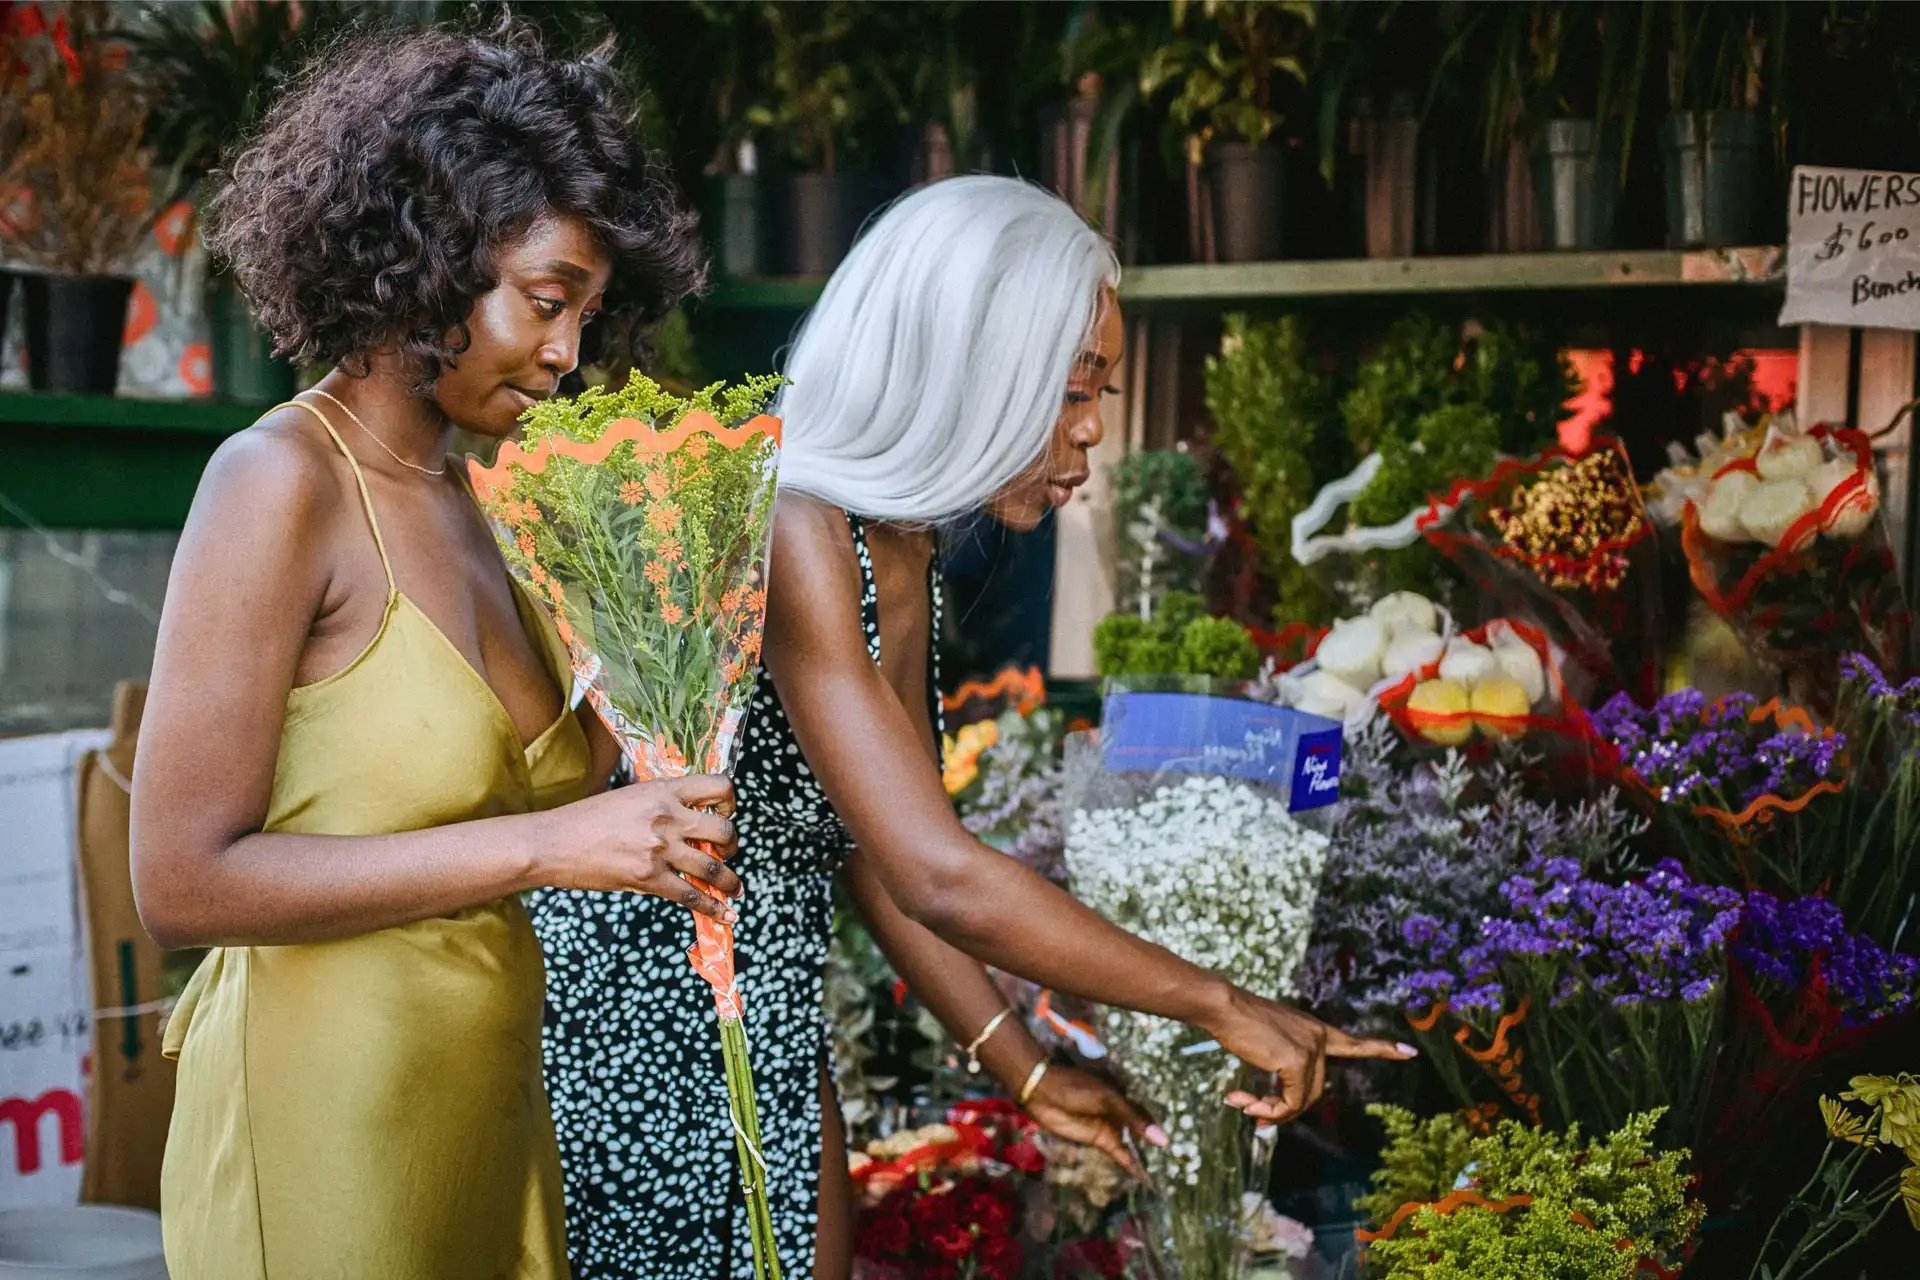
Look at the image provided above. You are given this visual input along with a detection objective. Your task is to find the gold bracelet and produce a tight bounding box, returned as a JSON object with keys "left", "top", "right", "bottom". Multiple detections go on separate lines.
{"left": 963, "top": 1009, "right": 1013, "bottom": 1076}
{"left": 1018, "top": 1060, "right": 1051, "bottom": 1107}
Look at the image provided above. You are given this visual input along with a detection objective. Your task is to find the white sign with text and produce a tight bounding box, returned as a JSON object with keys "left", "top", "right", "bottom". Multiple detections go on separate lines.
{"left": 1782, "top": 165, "right": 1920, "bottom": 330}
{"left": 0, "top": 731, "right": 105, "bottom": 1208}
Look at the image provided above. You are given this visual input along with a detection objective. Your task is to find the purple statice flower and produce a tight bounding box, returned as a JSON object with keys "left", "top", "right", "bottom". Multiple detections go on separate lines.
{"left": 1596, "top": 688, "right": 1845, "bottom": 810}
{"left": 959, "top": 710, "right": 1066, "bottom": 880}
{"left": 1294, "top": 722, "right": 1647, "bottom": 1033}
{"left": 1840, "top": 651, "right": 1920, "bottom": 730}
{"left": 1731, "top": 890, "right": 1920, "bottom": 1025}
{"left": 1401, "top": 856, "right": 1740, "bottom": 1015}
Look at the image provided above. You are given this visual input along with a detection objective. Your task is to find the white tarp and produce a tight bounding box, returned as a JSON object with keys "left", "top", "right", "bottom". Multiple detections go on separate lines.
{"left": 1782, "top": 165, "right": 1920, "bottom": 330}
{"left": 0, "top": 730, "right": 106, "bottom": 1208}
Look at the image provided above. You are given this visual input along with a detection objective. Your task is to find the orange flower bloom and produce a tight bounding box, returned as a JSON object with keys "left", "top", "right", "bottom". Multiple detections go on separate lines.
{"left": 548, "top": 581, "right": 565, "bottom": 604}
{"left": 516, "top": 532, "right": 537, "bottom": 558}
{"left": 660, "top": 741, "right": 688, "bottom": 772}
{"left": 720, "top": 587, "right": 745, "bottom": 614}
{"left": 648, "top": 502, "right": 682, "bottom": 534}
{"left": 555, "top": 616, "right": 576, "bottom": 646}
{"left": 645, "top": 470, "right": 671, "bottom": 499}
{"left": 516, "top": 499, "right": 541, "bottom": 525}
{"left": 530, "top": 563, "right": 549, "bottom": 587}
{"left": 659, "top": 539, "right": 684, "bottom": 564}
{"left": 684, "top": 435, "right": 710, "bottom": 460}
{"left": 721, "top": 661, "right": 744, "bottom": 685}
{"left": 739, "top": 628, "right": 763, "bottom": 662}
{"left": 661, "top": 602, "right": 686, "bottom": 625}
{"left": 645, "top": 560, "right": 669, "bottom": 587}
{"left": 746, "top": 588, "right": 768, "bottom": 615}
{"left": 619, "top": 480, "right": 644, "bottom": 506}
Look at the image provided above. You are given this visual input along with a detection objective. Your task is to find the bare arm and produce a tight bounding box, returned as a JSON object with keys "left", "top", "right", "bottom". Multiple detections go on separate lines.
{"left": 846, "top": 846, "right": 1158, "bottom": 1169}
{"left": 131, "top": 427, "right": 738, "bottom": 950}
{"left": 765, "top": 497, "right": 1412, "bottom": 1118}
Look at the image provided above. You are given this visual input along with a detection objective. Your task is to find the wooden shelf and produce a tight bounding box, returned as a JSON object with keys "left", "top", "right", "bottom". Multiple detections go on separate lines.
{"left": 0, "top": 392, "right": 271, "bottom": 530}
{"left": 1119, "top": 245, "right": 1785, "bottom": 304}
{"left": 699, "top": 247, "right": 1785, "bottom": 314}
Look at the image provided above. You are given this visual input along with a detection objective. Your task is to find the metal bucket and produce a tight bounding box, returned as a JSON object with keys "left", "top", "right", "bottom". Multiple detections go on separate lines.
{"left": 0, "top": 1206, "right": 167, "bottom": 1278}
{"left": 1662, "top": 108, "right": 1767, "bottom": 248}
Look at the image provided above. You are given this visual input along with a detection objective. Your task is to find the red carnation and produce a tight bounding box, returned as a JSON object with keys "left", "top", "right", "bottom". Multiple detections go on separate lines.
{"left": 929, "top": 1226, "right": 975, "bottom": 1261}
{"left": 963, "top": 1192, "right": 1013, "bottom": 1238}
{"left": 910, "top": 1191, "right": 961, "bottom": 1236}
{"left": 975, "top": 1233, "right": 1022, "bottom": 1280}
{"left": 857, "top": 1210, "right": 912, "bottom": 1258}
{"left": 1000, "top": 1139, "right": 1046, "bottom": 1175}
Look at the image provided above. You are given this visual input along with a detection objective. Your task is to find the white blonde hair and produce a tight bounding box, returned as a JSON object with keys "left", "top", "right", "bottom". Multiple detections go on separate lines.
{"left": 773, "top": 175, "right": 1119, "bottom": 524}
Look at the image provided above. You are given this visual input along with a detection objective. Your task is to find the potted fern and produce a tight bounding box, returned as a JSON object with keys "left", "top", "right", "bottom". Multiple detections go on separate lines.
{"left": 1, "top": 4, "right": 154, "bottom": 395}
{"left": 1143, "top": 0, "right": 1315, "bottom": 264}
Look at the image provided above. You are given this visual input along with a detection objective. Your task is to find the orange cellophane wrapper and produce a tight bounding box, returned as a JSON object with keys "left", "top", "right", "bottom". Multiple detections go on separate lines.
{"left": 1377, "top": 618, "right": 1605, "bottom": 762}
{"left": 941, "top": 664, "right": 1048, "bottom": 725}
{"left": 468, "top": 405, "right": 781, "bottom": 1020}
{"left": 1680, "top": 423, "right": 1913, "bottom": 712}
{"left": 1420, "top": 436, "right": 1662, "bottom": 704}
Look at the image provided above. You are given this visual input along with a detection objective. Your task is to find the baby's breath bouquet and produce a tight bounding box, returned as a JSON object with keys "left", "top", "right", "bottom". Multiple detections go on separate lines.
{"left": 468, "top": 370, "right": 785, "bottom": 1279}
{"left": 1064, "top": 762, "right": 1329, "bottom": 1280}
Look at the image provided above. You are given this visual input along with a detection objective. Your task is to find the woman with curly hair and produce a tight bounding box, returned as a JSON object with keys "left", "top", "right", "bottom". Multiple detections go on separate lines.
{"left": 129, "top": 22, "right": 735, "bottom": 1278}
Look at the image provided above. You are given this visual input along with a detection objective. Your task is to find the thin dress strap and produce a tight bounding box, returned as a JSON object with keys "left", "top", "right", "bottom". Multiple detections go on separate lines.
{"left": 843, "top": 513, "right": 884, "bottom": 665}
{"left": 845, "top": 512, "right": 945, "bottom": 736}
{"left": 280, "top": 398, "right": 397, "bottom": 597}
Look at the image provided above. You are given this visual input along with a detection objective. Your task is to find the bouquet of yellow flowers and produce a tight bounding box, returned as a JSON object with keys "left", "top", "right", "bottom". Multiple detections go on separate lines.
{"left": 468, "top": 370, "right": 786, "bottom": 1279}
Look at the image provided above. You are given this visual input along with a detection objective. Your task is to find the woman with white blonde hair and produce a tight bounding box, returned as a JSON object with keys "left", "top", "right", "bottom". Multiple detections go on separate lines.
{"left": 535, "top": 175, "right": 1414, "bottom": 1280}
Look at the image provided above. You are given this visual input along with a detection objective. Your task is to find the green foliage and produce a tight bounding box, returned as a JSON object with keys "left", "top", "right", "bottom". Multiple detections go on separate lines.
{"left": 1113, "top": 449, "right": 1212, "bottom": 621}
{"left": 1342, "top": 312, "right": 1572, "bottom": 531}
{"left": 1205, "top": 313, "right": 1343, "bottom": 628}
{"left": 121, "top": 1, "right": 374, "bottom": 190}
{"left": 1179, "top": 615, "right": 1262, "bottom": 679}
{"left": 520, "top": 371, "right": 783, "bottom": 446}
{"left": 743, "top": 1, "right": 887, "bottom": 173}
{"left": 1093, "top": 591, "right": 1258, "bottom": 680}
{"left": 1359, "top": 1106, "right": 1704, "bottom": 1280}
{"left": 1141, "top": 0, "right": 1316, "bottom": 145}
{"left": 1354, "top": 1105, "right": 1479, "bottom": 1225}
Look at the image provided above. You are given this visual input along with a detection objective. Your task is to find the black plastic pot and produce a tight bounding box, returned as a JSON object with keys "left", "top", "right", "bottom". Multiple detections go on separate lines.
{"left": 1208, "top": 140, "right": 1286, "bottom": 263}
{"left": 1532, "top": 119, "right": 1623, "bottom": 251}
{"left": 1662, "top": 108, "right": 1766, "bottom": 248}
{"left": 208, "top": 278, "right": 295, "bottom": 404}
{"left": 704, "top": 172, "right": 768, "bottom": 280}
{"left": 776, "top": 172, "right": 895, "bottom": 278}
{"left": 22, "top": 273, "right": 133, "bottom": 395}
{"left": 1352, "top": 98, "right": 1418, "bottom": 259}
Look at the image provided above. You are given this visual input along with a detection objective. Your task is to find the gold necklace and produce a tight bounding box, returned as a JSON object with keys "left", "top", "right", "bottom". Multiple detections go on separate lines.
{"left": 307, "top": 389, "right": 448, "bottom": 478}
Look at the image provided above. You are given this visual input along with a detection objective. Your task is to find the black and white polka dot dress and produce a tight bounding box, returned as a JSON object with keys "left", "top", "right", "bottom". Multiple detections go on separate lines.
{"left": 533, "top": 513, "right": 940, "bottom": 1280}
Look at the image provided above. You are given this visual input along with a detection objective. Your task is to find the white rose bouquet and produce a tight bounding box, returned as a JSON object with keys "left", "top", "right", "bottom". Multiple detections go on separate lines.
{"left": 1678, "top": 416, "right": 1913, "bottom": 712}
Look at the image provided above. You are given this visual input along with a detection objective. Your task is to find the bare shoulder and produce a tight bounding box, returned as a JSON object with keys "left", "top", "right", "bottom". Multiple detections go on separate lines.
{"left": 767, "top": 494, "right": 864, "bottom": 656}
{"left": 186, "top": 405, "right": 347, "bottom": 544}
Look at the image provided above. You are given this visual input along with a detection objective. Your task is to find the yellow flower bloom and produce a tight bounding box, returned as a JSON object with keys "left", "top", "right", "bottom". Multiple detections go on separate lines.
{"left": 1903, "top": 1166, "right": 1920, "bottom": 1231}
{"left": 1843, "top": 1075, "right": 1920, "bottom": 1159}
{"left": 1820, "top": 1096, "right": 1875, "bottom": 1147}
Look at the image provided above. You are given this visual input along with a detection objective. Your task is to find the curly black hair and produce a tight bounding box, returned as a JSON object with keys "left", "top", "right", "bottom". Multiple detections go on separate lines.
{"left": 206, "top": 17, "right": 706, "bottom": 377}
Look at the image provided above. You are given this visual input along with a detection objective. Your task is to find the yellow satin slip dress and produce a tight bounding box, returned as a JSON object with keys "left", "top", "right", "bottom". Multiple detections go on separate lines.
{"left": 160, "top": 399, "right": 593, "bottom": 1280}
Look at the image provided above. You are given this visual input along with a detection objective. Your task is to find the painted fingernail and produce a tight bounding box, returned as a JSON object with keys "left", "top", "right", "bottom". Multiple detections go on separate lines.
{"left": 1396, "top": 1042, "right": 1419, "bottom": 1057}
{"left": 1145, "top": 1125, "right": 1169, "bottom": 1147}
